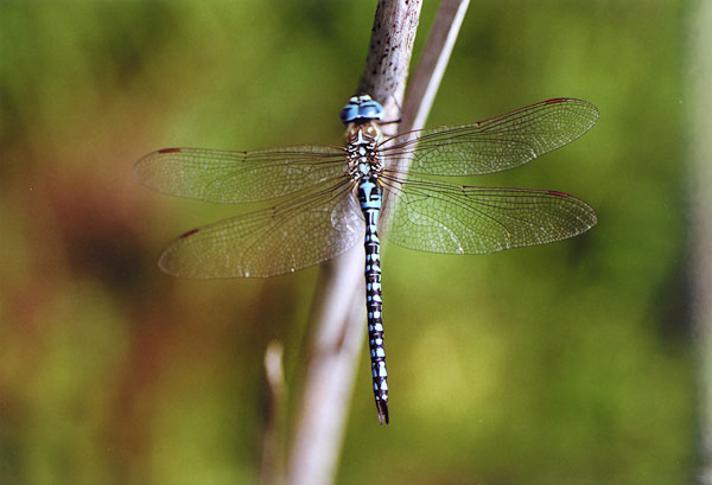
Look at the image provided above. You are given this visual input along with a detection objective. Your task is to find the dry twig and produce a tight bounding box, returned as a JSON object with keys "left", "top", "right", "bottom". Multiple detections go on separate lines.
{"left": 286, "top": 2, "right": 469, "bottom": 484}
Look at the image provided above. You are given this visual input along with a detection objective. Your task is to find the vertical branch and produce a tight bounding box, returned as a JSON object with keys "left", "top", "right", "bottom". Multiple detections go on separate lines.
{"left": 401, "top": 0, "right": 470, "bottom": 133}
{"left": 690, "top": 2, "right": 712, "bottom": 484}
{"left": 286, "top": 1, "right": 469, "bottom": 484}
{"left": 261, "top": 341, "right": 286, "bottom": 485}
{"left": 358, "top": 0, "right": 422, "bottom": 117}
{"left": 286, "top": 3, "right": 421, "bottom": 485}
{"left": 381, "top": 0, "right": 470, "bottom": 227}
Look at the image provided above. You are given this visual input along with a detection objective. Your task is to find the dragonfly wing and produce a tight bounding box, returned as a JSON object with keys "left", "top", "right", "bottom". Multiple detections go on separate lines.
{"left": 381, "top": 177, "right": 596, "bottom": 254}
{"left": 380, "top": 98, "right": 598, "bottom": 176}
{"left": 159, "top": 181, "right": 363, "bottom": 277}
{"left": 135, "top": 145, "right": 346, "bottom": 203}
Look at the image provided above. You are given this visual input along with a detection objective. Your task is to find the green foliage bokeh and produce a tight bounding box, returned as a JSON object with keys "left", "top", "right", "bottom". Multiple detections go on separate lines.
{"left": 0, "top": 1, "right": 694, "bottom": 484}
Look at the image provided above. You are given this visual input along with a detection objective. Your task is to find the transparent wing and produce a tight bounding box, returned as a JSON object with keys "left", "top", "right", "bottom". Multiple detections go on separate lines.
{"left": 380, "top": 98, "right": 598, "bottom": 176}
{"left": 135, "top": 145, "right": 346, "bottom": 203}
{"left": 159, "top": 180, "right": 363, "bottom": 278}
{"left": 381, "top": 175, "right": 596, "bottom": 254}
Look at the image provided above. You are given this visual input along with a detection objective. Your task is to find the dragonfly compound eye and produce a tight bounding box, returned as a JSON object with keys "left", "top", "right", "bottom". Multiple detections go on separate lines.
{"left": 340, "top": 104, "right": 359, "bottom": 124}
{"left": 359, "top": 101, "right": 384, "bottom": 121}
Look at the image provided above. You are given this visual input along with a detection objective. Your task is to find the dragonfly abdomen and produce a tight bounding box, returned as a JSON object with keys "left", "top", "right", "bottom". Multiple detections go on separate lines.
{"left": 358, "top": 176, "right": 389, "bottom": 424}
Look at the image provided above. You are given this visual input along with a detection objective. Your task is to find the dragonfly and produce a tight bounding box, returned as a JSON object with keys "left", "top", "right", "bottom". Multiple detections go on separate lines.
{"left": 135, "top": 94, "right": 598, "bottom": 425}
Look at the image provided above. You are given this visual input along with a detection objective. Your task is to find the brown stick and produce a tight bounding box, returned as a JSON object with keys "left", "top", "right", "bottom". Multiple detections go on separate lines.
{"left": 285, "top": 1, "right": 470, "bottom": 484}
{"left": 358, "top": 0, "right": 423, "bottom": 117}
{"left": 401, "top": 0, "right": 471, "bottom": 133}
{"left": 285, "top": 5, "right": 421, "bottom": 485}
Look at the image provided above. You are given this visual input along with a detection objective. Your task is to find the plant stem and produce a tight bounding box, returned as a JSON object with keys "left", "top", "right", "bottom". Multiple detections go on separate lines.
{"left": 285, "top": 1, "right": 470, "bottom": 484}
{"left": 260, "top": 341, "right": 286, "bottom": 485}
{"left": 690, "top": 2, "right": 712, "bottom": 483}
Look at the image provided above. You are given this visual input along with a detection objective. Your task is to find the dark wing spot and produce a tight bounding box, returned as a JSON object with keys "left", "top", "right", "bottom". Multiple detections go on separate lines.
{"left": 544, "top": 97, "right": 570, "bottom": 104}
{"left": 158, "top": 147, "right": 182, "bottom": 154}
{"left": 179, "top": 228, "right": 200, "bottom": 239}
{"left": 547, "top": 190, "right": 570, "bottom": 198}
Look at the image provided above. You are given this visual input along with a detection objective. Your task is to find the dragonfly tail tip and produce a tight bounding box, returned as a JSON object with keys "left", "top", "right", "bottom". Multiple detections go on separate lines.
{"left": 376, "top": 401, "right": 389, "bottom": 425}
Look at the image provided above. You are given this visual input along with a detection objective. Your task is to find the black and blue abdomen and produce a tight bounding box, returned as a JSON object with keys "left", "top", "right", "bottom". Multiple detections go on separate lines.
{"left": 358, "top": 176, "right": 389, "bottom": 424}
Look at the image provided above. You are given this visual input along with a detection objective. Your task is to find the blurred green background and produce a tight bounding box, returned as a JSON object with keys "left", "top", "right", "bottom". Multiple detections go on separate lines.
{"left": 0, "top": 1, "right": 697, "bottom": 484}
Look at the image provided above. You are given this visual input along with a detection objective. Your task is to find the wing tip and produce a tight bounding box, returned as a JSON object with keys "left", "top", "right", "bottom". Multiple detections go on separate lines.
{"left": 546, "top": 189, "right": 598, "bottom": 231}
{"left": 542, "top": 97, "right": 599, "bottom": 123}
{"left": 156, "top": 228, "right": 202, "bottom": 277}
{"left": 133, "top": 148, "right": 170, "bottom": 186}
{"left": 157, "top": 248, "right": 181, "bottom": 277}
{"left": 562, "top": 97, "right": 600, "bottom": 124}
{"left": 134, "top": 146, "right": 189, "bottom": 178}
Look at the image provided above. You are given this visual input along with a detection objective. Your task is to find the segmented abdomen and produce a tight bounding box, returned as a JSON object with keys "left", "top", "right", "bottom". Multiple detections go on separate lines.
{"left": 358, "top": 176, "right": 389, "bottom": 424}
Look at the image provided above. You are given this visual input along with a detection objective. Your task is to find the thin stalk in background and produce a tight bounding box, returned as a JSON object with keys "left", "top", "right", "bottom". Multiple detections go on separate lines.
{"left": 690, "top": 1, "right": 712, "bottom": 484}
{"left": 260, "top": 341, "right": 286, "bottom": 485}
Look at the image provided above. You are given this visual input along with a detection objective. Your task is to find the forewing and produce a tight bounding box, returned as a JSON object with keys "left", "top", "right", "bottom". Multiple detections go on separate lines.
{"left": 380, "top": 98, "right": 598, "bottom": 176}
{"left": 135, "top": 145, "right": 346, "bottom": 203}
{"left": 382, "top": 177, "right": 596, "bottom": 254}
{"left": 159, "top": 181, "right": 363, "bottom": 277}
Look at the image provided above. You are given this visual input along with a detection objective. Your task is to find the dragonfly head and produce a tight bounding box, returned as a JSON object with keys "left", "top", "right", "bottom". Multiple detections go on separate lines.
{"left": 340, "top": 94, "right": 384, "bottom": 125}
